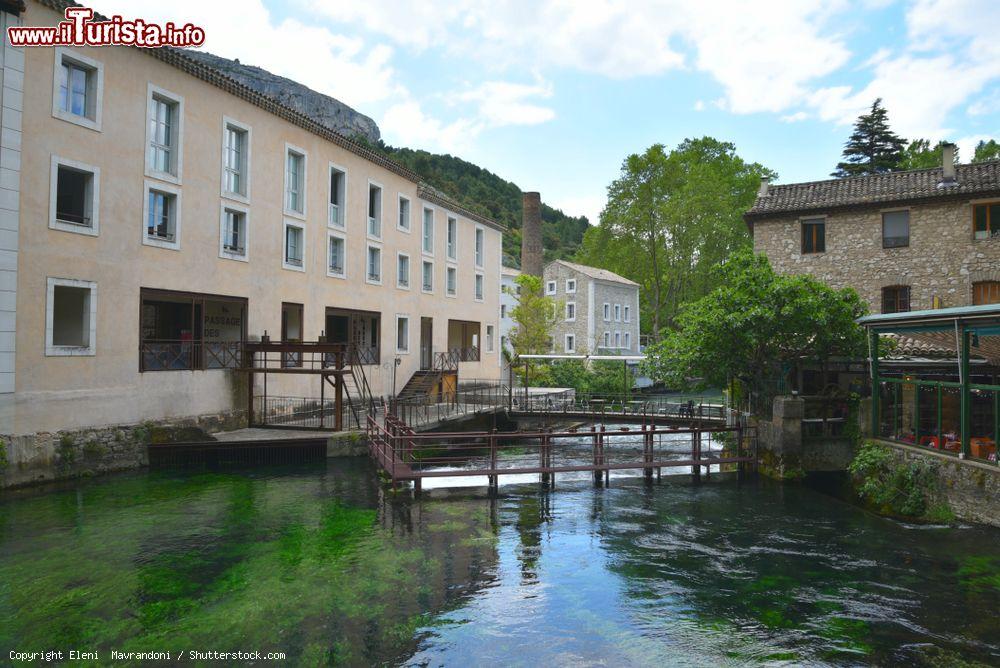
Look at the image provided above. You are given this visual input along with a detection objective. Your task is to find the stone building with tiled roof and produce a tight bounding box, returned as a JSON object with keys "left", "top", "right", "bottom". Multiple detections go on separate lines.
{"left": 543, "top": 260, "right": 640, "bottom": 355}
{"left": 746, "top": 144, "right": 1000, "bottom": 315}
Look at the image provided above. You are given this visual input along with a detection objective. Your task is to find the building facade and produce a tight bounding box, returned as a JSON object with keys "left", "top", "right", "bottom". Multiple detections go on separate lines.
{"left": 747, "top": 149, "right": 1000, "bottom": 315}
{"left": 499, "top": 265, "right": 520, "bottom": 365}
{"left": 542, "top": 260, "right": 640, "bottom": 355}
{"left": 1, "top": 0, "right": 503, "bottom": 436}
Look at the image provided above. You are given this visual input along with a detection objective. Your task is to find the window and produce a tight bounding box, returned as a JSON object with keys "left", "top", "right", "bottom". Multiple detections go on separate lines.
{"left": 283, "top": 221, "right": 304, "bottom": 271}
{"left": 328, "top": 234, "right": 346, "bottom": 278}
{"left": 801, "top": 217, "right": 825, "bottom": 253}
{"left": 624, "top": 332, "right": 631, "bottom": 349}
{"left": 146, "top": 85, "right": 183, "bottom": 181}
{"left": 475, "top": 273, "right": 484, "bottom": 301}
{"left": 143, "top": 182, "right": 180, "bottom": 250}
{"left": 973, "top": 202, "right": 1000, "bottom": 240}
{"left": 396, "top": 316, "right": 409, "bottom": 354}
{"left": 285, "top": 146, "right": 305, "bottom": 216}
{"left": 604, "top": 332, "right": 610, "bottom": 348}
{"left": 614, "top": 304, "right": 621, "bottom": 322}
{"left": 565, "top": 334, "right": 576, "bottom": 354}
{"left": 422, "top": 260, "right": 434, "bottom": 292}
{"left": 614, "top": 331, "right": 621, "bottom": 348}
{"left": 624, "top": 305, "right": 631, "bottom": 323}
{"left": 422, "top": 207, "right": 434, "bottom": 254}
{"left": 329, "top": 165, "right": 346, "bottom": 228}
{"left": 366, "top": 245, "right": 382, "bottom": 283}
{"left": 546, "top": 281, "right": 556, "bottom": 295}
{"left": 565, "top": 302, "right": 576, "bottom": 321}
{"left": 486, "top": 325, "right": 495, "bottom": 352}
{"left": 603, "top": 303, "right": 610, "bottom": 321}
{"left": 447, "top": 266, "right": 457, "bottom": 296}
{"left": 52, "top": 48, "right": 103, "bottom": 131}
{"left": 882, "top": 210, "right": 909, "bottom": 248}
{"left": 139, "top": 289, "right": 246, "bottom": 371}
{"left": 397, "top": 253, "right": 410, "bottom": 289}
{"left": 219, "top": 206, "right": 248, "bottom": 260}
{"left": 50, "top": 156, "right": 99, "bottom": 236}
{"left": 882, "top": 285, "right": 910, "bottom": 314}
{"left": 222, "top": 118, "right": 250, "bottom": 200}
{"left": 973, "top": 281, "right": 1000, "bottom": 305}
{"left": 566, "top": 278, "right": 576, "bottom": 293}
{"left": 500, "top": 304, "right": 506, "bottom": 318}
{"left": 46, "top": 278, "right": 96, "bottom": 356}
{"left": 368, "top": 182, "right": 382, "bottom": 238}
{"left": 475, "top": 226, "right": 484, "bottom": 267}
{"left": 281, "top": 302, "right": 303, "bottom": 368}
{"left": 447, "top": 216, "right": 458, "bottom": 259}
{"left": 398, "top": 195, "right": 411, "bottom": 232}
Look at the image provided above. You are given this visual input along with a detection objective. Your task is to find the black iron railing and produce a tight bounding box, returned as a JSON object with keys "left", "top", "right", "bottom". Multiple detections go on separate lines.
{"left": 140, "top": 340, "right": 242, "bottom": 371}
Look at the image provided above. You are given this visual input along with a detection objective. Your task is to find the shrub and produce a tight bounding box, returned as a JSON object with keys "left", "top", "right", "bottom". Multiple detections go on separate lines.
{"left": 849, "top": 441, "right": 941, "bottom": 519}
{"left": 0, "top": 437, "right": 8, "bottom": 474}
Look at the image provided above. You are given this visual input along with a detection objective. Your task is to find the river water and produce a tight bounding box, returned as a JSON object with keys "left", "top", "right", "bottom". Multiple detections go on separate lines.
{"left": 2, "top": 443, "right": 1000, "bottom": 665}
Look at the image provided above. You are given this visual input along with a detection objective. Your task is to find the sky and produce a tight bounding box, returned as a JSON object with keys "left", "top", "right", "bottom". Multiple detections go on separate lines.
{"left": 87, "top": 0, "right": 1000, "bottom": 225}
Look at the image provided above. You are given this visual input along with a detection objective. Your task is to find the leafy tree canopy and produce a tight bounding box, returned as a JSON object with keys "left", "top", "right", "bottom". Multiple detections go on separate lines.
{"left": 898, "top": 138, "right": 959, "bottom": 170}
{"left": 641, "top": 250, "right": 868, "bottom": 392}
{"left": 575, "top": 137, "right": 775, "bottom": 340}
{"left": 508, "top": 274, "right": 558, "bottom": 356}
{"left": 974, "top": 139, "right": 1000, "bottom": 163}
{"left": 832, "top": 98, "right": 906, "bottom": 177}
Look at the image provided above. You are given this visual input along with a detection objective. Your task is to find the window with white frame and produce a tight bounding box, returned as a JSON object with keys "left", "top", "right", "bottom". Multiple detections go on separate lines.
{"left": 603, "top": 303, "right": 610, "bottom": 321}
{"left": 446, "top": 266, "right": 457, "bottom": 296}
{"left": 46, "top": 277, "right": 96, "bottom": 356}
{"left": 422, "top": 260, "right": 434, "bottom": 292}
{"left": 624, "top": 331, "right": 631, "bottom": 349}
{"left": 222, "top": 119, "right": 249, "bottom": 199}
{"left": 219, "top": 206, "right": 248, "bottom": 260}
{"left": 565, "top": 334, "right": 576, "bottom": 354}
{"left": 546, "top": 281, "right": 556, "bottom": 295}
{"left": 327, "top": 233, "right": 345, "bottom": 277}
{"left": 447, "top": 216, "right": 457, "bottom": 259}
{"left": 475, "top": 273, "right": 484, "bottom": 301}
{"left": 565, "top": 302, "right": 576, "bottom": 321}
{"left": 422, "top": 207, "right": 434, "bottom": 254}
{"left": 329, "top": 165, "right": 345, "bottom": 228}
{"left": 50, "top": 156, "right": 99, "bottom": 236}
{"left": 624, "top": 305, "right": 630, "bottom": 323}
{"left": 603, "top": 331, "right": 611, "bottom": 348}
{"left": 285, "top": 147, "right": 305, "bottom": 216}
{"left": 367, "top": 244, "right": 382, "bottom": 283}
{"left": 566, "top": 278, "right": 576, "bottom": 293}
{"left": 397, "top": 253, "right": 410, "bottom": 288}
{"left": 398, "top": 195, "right": 411, "bottom": 232}
{"left": 614, "top": 331, "right": 621, "bottom": 348}
{"left": 396, "top": 315, "right": 409, "bottom": 353}
{"left": 368, "top": 182, "right": 382, "bottom": 238}
{"left": 475, "top": 227, "right": 484, "bottom": 267}
{"left": 283, "top": 220, "right": 304, "bottom": 270}
{"left": 486, "top": 325, "right": 495, "bottom": 352}
{"left": 500, "top": 304, "right": 506, "bottom": 318}
{"left": 53, "top": 48, "right": 103, "bottom": 130}
{"left": 143, "top": 182, "right": 180, "bottom": 250}
{"left": 147, "top": 86, "right": 183, "bottom": 180}
{"left": 614, "top": 304, "right": 621, "bottom": 321}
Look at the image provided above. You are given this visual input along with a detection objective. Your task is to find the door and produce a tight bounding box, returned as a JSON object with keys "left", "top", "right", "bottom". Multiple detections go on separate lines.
{"left": 420, "top": 317, "right": 433, "bottom": 370}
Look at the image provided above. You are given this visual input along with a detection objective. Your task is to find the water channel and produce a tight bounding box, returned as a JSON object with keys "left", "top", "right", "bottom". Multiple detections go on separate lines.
{"left": 2, "top": 425, "right": 999, "bottom": 665}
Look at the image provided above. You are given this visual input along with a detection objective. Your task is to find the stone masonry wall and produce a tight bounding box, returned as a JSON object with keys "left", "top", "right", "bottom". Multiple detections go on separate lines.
{"left": 543, "top": 263, "right": 640, "bottom": 354}
{"left": 0, "top": 409, "right": 246, "bottom": 489}
{"left": 753, "top": 200, "right": 1000, "bottom": 313}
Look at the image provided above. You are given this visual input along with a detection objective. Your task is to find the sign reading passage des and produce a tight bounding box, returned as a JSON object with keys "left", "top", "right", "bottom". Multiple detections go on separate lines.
{"left": 204, "top": 300, "right": 243, "bottom": 343}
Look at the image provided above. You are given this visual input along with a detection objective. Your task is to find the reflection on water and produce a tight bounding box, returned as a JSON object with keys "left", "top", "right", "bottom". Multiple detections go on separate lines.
{"left": 1, "top": 457, "right": 999, "bottom": 666}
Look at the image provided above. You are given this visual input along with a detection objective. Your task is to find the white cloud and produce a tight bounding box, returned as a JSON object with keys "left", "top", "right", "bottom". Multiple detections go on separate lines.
{"left": 380, "top": 100, "right": 482, "bottom": 153}
{"left": 455, "top": 79, "right": 555, "bottom": 127}
{"left": 693, "top": 100, "right": 706, "bottom": 111}
{"left": 781, "top": 111, "right": 810, "bottom": 123}
{"left": 550, "top": 194, "right": 606, "bottom": 227}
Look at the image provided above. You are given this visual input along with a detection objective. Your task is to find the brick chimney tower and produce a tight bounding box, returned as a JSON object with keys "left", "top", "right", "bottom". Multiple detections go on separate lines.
{"left": 521, "top": 191, "right": 543, "bottom": 276}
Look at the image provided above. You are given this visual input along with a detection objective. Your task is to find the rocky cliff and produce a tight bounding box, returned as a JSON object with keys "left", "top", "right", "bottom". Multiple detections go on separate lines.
{"left": 184, "top": 50, "right": 380, "bottom": 144}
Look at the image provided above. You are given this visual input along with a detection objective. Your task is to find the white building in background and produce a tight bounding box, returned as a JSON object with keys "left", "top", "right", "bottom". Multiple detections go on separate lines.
{"left": 499, "top": 265, "right": 521, "bottom": 367}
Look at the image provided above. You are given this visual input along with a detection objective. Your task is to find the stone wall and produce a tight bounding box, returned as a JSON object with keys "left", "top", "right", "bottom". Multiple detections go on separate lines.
{"left": 0, "top": 410, "right": 246, "bottom": 489}
{"left": 752, "top": 200, "right": 1000, "bottom": 313}
{"left": 757, "top": 395, "right": 857, "bottom": 478}
{"left": 881, "top": 440, "right": 1000, "bottom": 528}
{"left": 543, "top": 262, "right": 640, "bottom": 354}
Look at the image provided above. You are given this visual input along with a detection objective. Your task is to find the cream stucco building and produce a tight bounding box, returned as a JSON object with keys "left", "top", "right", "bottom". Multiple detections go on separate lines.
{"left": 0, "top": 0, "right": 504, "bottom": 436}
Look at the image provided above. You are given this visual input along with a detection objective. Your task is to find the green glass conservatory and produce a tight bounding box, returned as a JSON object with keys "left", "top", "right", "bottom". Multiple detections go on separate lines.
{"left": 858, "top": 304, "right": 1000, "bottom": 464}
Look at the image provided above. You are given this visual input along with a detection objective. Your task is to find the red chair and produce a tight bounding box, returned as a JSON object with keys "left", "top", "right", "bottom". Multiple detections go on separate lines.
{"left": 919, "top": 436, "right": 939, "bottom": 449}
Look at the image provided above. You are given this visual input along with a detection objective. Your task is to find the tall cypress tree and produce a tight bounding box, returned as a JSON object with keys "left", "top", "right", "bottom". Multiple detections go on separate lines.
{"left": 831, "top": 98, "right": 906, "bottom": 177}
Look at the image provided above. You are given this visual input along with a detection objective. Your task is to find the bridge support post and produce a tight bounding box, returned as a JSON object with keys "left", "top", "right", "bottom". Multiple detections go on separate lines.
{"left": 643, "top": 423, "right": 653, "bottom": 483}
{"left": 692, "top": 430, "right": 701, "bottom": 482}
{"left": 540, "top": 428, "right": 551, "bottom": 486}
{"left": 592, "top": 426, "right": 601, "bottom": 486}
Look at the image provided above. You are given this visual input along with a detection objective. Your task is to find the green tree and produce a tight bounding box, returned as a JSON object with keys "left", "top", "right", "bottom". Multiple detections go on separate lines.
{"left": 832, "top": 98, "right": 906, "bottom": 177}
{"left": 576, "top": 137, "right": 773, "bottom": 340}
{"left": 974, "top": 139, "right": 1000, "bottom": 162}
{"left": 508, "top": 274, "right": 558, "bottom": 356}
{"left": 898, "top": 139, "right": 959, "bottom": 170}
{"left": 641, "top": 250, "right": 867, "bottom": 396}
